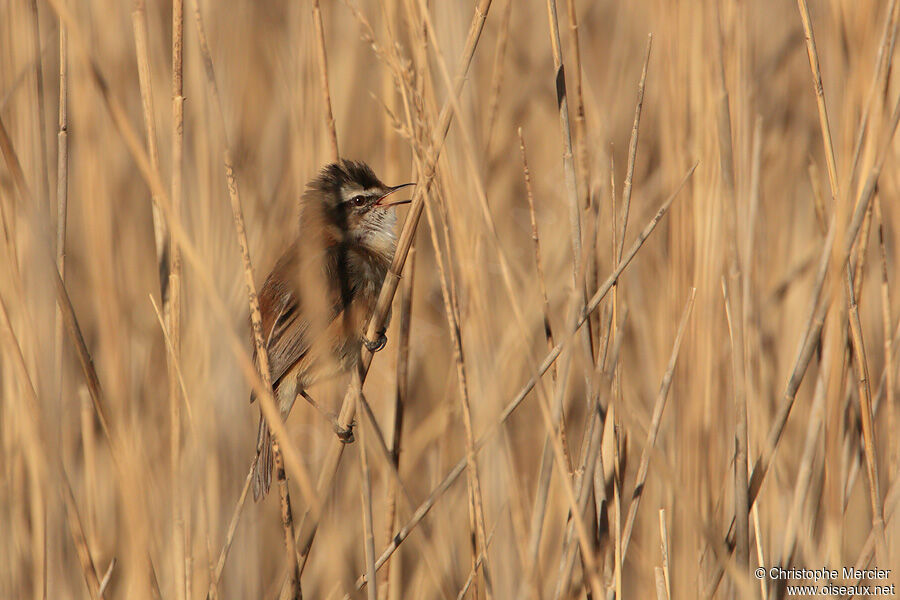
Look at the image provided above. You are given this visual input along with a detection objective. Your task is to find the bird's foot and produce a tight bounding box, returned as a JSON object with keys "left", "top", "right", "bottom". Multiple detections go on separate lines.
{"left": 363, "top": 330, "right": 387, "bottom": 353}
{"left": 335, "top": 420, "right": 355, "bottom": 443}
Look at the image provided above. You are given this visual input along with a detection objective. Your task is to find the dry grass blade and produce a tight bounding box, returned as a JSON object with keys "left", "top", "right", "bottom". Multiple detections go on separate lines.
{"left": 188, "top": 3, "right": 311, "bottom": 588}
{"left": 54, "top": 0, "right": 69, "bottom": 450}
{"left": 617, "top": 34, "right": 652, "bottom": 260}
{"left": 382, "top": 246, "right": 415, "bottom": 597}
{"left": 206, "top": 460, "right": 255, "bottom": 600}
{"left": 9, "top": 1, "right": 900, "bottom": 597}
{"left": 544, "top": 0, "right": 582, "bottom": 273}
{"left": 518, "top": 128, "right": 555, "bottom": 364}
{"left": 28, "top": 0, "right": 49, "bottom": 209}
{"left": 353, "top": 165, "right": 694, "bottom": 597}
{"left": 62, "top": 473, "right": 104, "bottom": 599}
{"left": 621, "top": 288, "right": 695, "bottom": 557}
{"left": 659, "top": 510, "right": 671, "bottom": 600}
{"left": 420, "top": 182, "right": 493, "bottom": 597}
{"left": 169, "top": 0, "right": 186, "bottom": 595}
{"left": 846, "top": 268, "right": 887, "bottom": 557}
{"left": 293, "top": 0, "right": 495, "bottom": 573}
{"left": 704, "top": 12, "right": 900, "bottom": 593}
{"left": 714, "top": 4, "right": 749, "bottom": 572}
{"left": 132, "top": 0, "right": 169, "bottom": 297}
{"left": 312, "top": 0, "right": 339, "bottom": 161}
{"left": 356, "top": 382, "right": 378, "bottom": 600}
{"left": 98, "top": 558, "right": 116, "bottom": 596}
{"left": 1, "top": 287, "right": 104, "bottom": 600}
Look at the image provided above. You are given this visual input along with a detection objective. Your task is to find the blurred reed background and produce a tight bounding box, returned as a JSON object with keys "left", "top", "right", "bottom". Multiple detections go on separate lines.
{"left": 1, "top": 0, "right": 899, "bottom": 598}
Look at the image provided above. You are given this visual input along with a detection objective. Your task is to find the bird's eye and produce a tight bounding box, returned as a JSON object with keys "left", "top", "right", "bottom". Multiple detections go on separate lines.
{"left": 350, "top": 195, "right": 367, "bottom": 207}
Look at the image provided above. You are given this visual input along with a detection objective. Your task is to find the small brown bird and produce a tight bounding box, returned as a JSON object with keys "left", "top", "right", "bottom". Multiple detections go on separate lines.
{"left": 251, "top": 160, "right": 413, "bottom": 500}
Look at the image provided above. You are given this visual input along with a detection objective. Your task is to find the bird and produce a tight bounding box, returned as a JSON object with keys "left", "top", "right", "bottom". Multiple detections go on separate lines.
{"left": 251, "top": 159, "right": 413, "bottom": 500}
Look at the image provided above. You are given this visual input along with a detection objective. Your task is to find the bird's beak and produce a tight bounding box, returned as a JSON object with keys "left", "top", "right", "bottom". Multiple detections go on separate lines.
{"left": 376, "top": 182, "right": 416, "bottom": 207}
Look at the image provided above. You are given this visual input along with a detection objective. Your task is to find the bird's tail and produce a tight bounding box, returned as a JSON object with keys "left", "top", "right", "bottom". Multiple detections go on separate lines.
{"left": 252, "top": 412, "right": 273, "bottom": 501}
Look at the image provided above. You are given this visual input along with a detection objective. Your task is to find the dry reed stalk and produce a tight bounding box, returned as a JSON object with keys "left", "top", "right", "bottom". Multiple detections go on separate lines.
{"left": 714, "top": 5, "right": 750, "bottom": 573}
{"left": 45, "top": 0, "right": 322, "bottom": 564}
{"left": 544, "top": 0, "right": 582, "bottom": 271}
{"left": 352, "top": 169, "right": 694, "bottom": 597}
{"left": 808, "top": 160, "right": 828, "bottom": 235}
{"left": 742, "top": 118, "right": 763, "bottom": 416}
{"left": 620, "top": 288, "right": 695, "bottom": 558}
{"left": 381, "top": 246, "right": 415, "bottom": 598}
{"left": 455, "top": 523, "right": 498, "bottom": 600}
{"left": 149, "top": 296, "right": 197, "bottom": 434}
{"left": 549, "top": 374, "right": 608, "bottom": 600}
{"left": 356, "top": 382, "right": 378, "bottom": 600}
{"left": 418, "top": 13, "right": 613, "bottom": 592}
{"left": 169, "top": 0, "right": 186, "bottom": 596}
{"left": 796, "top": 0, "right": 840, "bottom": 207}
{"left": 704, "top": 86, "right": 900, "bottom": 596}
{"left": 0, "top": 286, "right": 106, "bottom": 600}
{"left": 616, "top": 35, "right": 652, "bottom": 262}
{"left": 419, "top": 182, "right": 493, "bottom": 597}
{"left": 563, "top": 0, "right": 587, "bottom": 210}
{"left": 131, "top": 0, "right": 170, "bottom": 301}
{"left": 613, "top": 422, "right": 622, "bottom": 599}
{"left": 349, "top": 390, "right": 454, "bottom": 600}
{"left": 294, "top": 0, "right": 495, "bottom": 574}
{"left": 528, "top": 341, "right": 604, "bottom": 597}
{"left": 49, "top": 13, "right": 68, "bottom": 593}
{"left": 876, "top": 204, "right": 895, "bottom": 466}
{"left": 750, "top": 497, "right": 766, "bottom": 600}
{"left": 62, "top": 473, "right": 104, "bottom": 600}
{"left": 518, "top": 126, "right": 562, "bottom": 587}
{"left": 793, "top": 3, "right": 847, "bottom": 562}
{"left": 775, "top": 347, "right": 828, "bottom": 579}
{"left": 483, "top": 0, "right": 512, "bottom": 156}
{"left": 846, "top": 268, "right": 887, "bottom": 557}
{"left": 845, "top": 0, "right": 899, "bottom": 200}
{"left": 205, "top": 459, "right": 254, "bottom": 599}
{"left": 804, "top": 0, "right": 890, "bottom": 566}
{"left": 187, "top": 0, "right": 309, "bottom": 591}
{"left": 273, "top": 442, "right": 301, "bottom": 599}
{"left": 53, "top": 0, "right": 68, "bottom": 450}
{"left": 312, "top": 0, "right": 339, "bottom": 161}
{"left": 518, "top": 128, "right": 554, "bottom": 364}
{"left": 849, "top": 473, "right": 900, "bottom": 586}
{"left": 28, "top": 0, "right": 49, "bottom": 209}
{"left": 98, "top": 559, "right": 116, "bottom": 597}
{"left": 544, "top": 0, "right": 594, "bottom": 379}
{"left": 659, "top": 509, "right": 670, "bottom": 600}
{"left": 654, "top": 567, "right": 667, "bottom": 600}
{"left": 440, "top": 30, "right": 607, "bottom": 594}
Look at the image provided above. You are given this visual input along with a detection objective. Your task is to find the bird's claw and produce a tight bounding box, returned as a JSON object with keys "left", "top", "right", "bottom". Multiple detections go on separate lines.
{"left": 364, "top": 330, "right": 387, "bottom": 353}
{"left": 335, "top": 420, "right": 355, "bottom": 443}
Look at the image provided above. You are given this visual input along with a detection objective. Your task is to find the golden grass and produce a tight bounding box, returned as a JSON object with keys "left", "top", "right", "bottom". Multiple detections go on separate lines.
{"left": 2, "top": 0, "right": 900, "bottom": 598}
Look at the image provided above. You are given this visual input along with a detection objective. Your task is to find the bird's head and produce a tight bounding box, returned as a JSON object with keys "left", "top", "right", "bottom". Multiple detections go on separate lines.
{"left": 302, "top": 160, "right": 414, "bottom": 257}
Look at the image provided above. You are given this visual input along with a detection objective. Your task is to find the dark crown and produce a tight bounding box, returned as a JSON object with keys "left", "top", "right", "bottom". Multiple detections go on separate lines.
{"left": 307, "top": 160, "right": 384, "bottom": 199}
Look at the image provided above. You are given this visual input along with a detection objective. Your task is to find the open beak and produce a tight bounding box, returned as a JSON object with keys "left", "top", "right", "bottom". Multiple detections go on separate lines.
{"left": 375, "top": 182, "right": 416, "bottom": 207}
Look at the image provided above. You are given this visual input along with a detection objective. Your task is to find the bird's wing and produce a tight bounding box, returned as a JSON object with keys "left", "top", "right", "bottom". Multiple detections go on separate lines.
{"left": 250, "top": 245, "right": 311, "bottom": 401}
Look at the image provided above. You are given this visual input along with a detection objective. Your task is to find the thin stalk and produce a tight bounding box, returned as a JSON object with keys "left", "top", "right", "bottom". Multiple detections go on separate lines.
{"left": 294, "top": 0, "right": 495, "bottom": 574}
{"left": 132, "top": 0, "right": 170, "bottom": 301}
{"left": 357, "top": 383, "right": 378, "bottom": 600}
{"left": 169, "top": 0, "right": 186, "bottom": 596}
{"left": 312, "top": 0, "right": 339, "bottom": 161}
{"left": 714, "top": 5, "right": 749, "bottom": 572}
{"left": 382, "top": 246, "right": 415, "bottom": 598}
{"left": 351, "top": 166, "right": 696, "bottom": 595}
{"left": 188, "top": 0, "right": 306, "bottom": 589}
{"left": 620, "top": 289, "right": 696, "bottom": 557}
{"left": 846, "top": 269, "right": 887, "bottom": 557}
